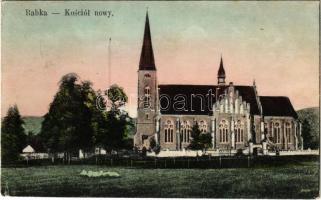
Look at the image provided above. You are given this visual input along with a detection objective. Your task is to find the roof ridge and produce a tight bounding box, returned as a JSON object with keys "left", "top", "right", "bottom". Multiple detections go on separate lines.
{"left": 260, "top": 96, "right": 290, "bottom": 98}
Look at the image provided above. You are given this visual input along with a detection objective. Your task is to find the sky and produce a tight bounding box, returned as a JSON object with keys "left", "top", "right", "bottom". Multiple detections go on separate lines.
{"left": 2, "top": 1, "right": 319, "bottom": 117}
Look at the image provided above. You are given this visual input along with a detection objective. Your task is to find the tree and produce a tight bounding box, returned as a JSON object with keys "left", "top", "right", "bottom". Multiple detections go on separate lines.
{"left": 188, "top": 122, "right": 212, "bottom": 151}
{"left": 298, "top": 107, "right": 319, "bottom": 150}
{"left": 101, "top": 84, "right": 132, "bottom": 151}
{"left": 40, "top": 73, "right": 95, "bottom": 160}
{"left": 188, "top": 123, "right": 202, "bottom": 150}
{"left": 40, "top": 74, "right": 133, "bottom": 158}
{"left": 199, "top": 133, "right": 213, "bottom": 152}
{"left": 79, "top": 80, "right": 105, "bottom": 153}
{"left": 1, "top": 105, "right": 27, "bottom": 163}
{"left": 104, "top": 110, "right": 133, "bottom": 151}
{"left": 301, "top": 118, "right": 317, "bottom": 149}
{"left": 149, "top": 137, "right": 160, "bottom": 154}
{"left": 106, "top": 84, "right": 128, "bottom": 113}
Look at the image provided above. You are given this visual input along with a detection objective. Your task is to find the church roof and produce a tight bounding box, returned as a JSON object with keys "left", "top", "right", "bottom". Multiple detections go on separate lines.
{"left": 139, "top": 12, "right": 156, "bottom": 70}
{"left": 158, "top": 84, "right": 260, "bottom": 115}
{"left": 259, "top": 96, "right": 298, "bottom": 118}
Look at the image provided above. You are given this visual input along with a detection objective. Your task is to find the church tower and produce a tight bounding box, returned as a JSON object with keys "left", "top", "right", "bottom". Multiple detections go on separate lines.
{"left": 217, "top": 56, "right": 226, "bottom": 85}
{"left": 134, "top": 12, "right": 158, "bottom": 149}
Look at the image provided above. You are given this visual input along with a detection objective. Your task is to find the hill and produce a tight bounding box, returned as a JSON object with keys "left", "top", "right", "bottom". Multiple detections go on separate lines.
{"left": 297, "top": 107, "right": 319, "bottom": 149}
{"left": 22, "top": 116, "right": 44, "bottom": 135}
{"left": 21, "top": 116, "right": 136, "bottom": 137}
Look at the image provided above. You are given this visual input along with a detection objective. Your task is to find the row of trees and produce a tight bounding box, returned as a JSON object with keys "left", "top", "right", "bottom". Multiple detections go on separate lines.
{"left": 1, "top": 73, "right": 134, "bottom": 163}
{"left": 40, "top": 73, "right": 133, "bottom": 160}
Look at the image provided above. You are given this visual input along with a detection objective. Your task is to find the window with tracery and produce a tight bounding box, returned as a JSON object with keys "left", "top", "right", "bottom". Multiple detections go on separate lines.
{"left": 181, "top": 121, "right": 191, "bottom": 143}
{"left": 219, "top": 119, "right": 229, "bottom": 143}
{"left": 234, "top": 120, "right": 244, "bottom": 143}
{"left": 164, "top": 120, "right": 174, "bottom": 143}
{"left": 274, "top": 122, "right": 281, "bottom": 143}
{"left": 286, "top": 122, "right": 292, "bottom": 143}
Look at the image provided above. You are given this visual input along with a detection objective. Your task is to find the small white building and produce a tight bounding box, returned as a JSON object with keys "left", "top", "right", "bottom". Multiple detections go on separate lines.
{"left": 22, "top": 145, "right": 35, "bottom": 154}
{"left": 21, "top": 145, "right": 48, "bottom": 159}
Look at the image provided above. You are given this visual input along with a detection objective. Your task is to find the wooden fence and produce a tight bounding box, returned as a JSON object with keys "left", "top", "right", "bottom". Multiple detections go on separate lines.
{"left": 2, "top": 155, "right": 318, "bottom": 169}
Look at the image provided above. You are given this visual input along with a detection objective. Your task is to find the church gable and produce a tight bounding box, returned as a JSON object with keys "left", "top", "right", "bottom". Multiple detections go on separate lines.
{"left": 213, "top": 86, "right": 251, "bottom": 115}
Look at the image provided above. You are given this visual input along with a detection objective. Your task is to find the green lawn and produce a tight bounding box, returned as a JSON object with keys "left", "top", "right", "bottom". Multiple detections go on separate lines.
{"left": 1, "top": 161, "right": 319, "bottom": 198}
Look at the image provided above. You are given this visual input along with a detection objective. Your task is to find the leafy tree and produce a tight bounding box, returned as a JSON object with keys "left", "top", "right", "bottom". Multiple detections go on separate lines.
{"left": 40, "top": 74, "right": 134, "bottom": 158}
{"left": 188, "top": 123, "right": 202, "bottom": 150}
{"left": 1, "top": 105, "right": 27, "bottom": 163}
{"left": 301, "top": 119, "right": 316, "bottom": 149}
{"left": 188, "top": 122, "right": 212, "bottom": 151}
{"left": 101, "top": 84, "right": 132, "bottom": 151}
{"left": 40, "top": 73, "right": 95, "bottom": 159}
{"left": 150, "top": 137, "right": 156, "bottom": 149}
{"left": 106, "top": 84, "right": 128, "bottom": 113}
{"left": 298, "top": 107, "right": 319, "bottom": 149}
{"left": 79, "top": 80, "right": 105, "bottom": 153}
{"left": 104, "top": 111, "right": 133, "bottom": 151}
{"left": 199, "top": 133, "right": 213, "bottom": 152}
{"left": 149, "top": 137, "right": 160, "bottom": 154}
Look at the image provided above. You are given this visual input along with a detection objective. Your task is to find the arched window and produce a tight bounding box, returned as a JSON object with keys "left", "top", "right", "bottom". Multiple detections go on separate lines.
{"left": 164, "top": 120, "right": 174, "bottom": 143}
{"left": 181, "top": 121, "right": 191, "bottom": 143}
{"left": 219, "top": 119, "right": 229, "bottom": 143}
{"left": 199, "top": 120, "right": 207, "bottom": 133}
{"left": 274, "top": 122, "right": 281, "bottom": 143}
{"left": 143, "top": 86, "right": 151, "bottom": 108}
{"left": 234, "top": 120, "right": 244, "bottom": 143}
{"left": 286, "top": 122, "right": 292, "bottom": 143}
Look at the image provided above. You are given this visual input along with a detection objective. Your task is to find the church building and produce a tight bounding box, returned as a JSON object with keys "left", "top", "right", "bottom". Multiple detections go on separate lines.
{"left": 134, "top": 13, "right": 303, "bottom": 154}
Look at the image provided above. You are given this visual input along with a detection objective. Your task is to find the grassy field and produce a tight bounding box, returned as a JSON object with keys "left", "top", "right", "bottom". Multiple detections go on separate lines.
{"left": 1, "top": 161, "right": 319, "bottom": 198}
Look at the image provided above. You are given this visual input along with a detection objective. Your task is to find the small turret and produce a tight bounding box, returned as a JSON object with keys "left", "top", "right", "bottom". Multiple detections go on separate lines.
{"left": 217, "top": 56, "right": 226, "bottom": 85}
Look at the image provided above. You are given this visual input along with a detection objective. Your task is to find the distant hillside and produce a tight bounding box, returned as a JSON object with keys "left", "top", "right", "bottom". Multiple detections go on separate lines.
{"left": 21, "top": 116, "right": 136, "bottom": 137}
{"left": 297, "top": 107, "right": 319, "bottom": 149}
{"left": 22, "top": 116, "right": 44, "bottom": 135}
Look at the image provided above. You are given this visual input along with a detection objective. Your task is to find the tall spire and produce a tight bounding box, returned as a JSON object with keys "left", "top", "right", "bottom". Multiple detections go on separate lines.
{"left": 217, "top": 56, "right": 226, "bottom": 85}
{"left": 139, "top": 11, "right": 156, "bottom": 70}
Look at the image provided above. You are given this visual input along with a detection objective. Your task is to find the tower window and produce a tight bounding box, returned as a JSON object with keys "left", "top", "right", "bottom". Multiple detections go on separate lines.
{"left": 144, "top": 87, "right": 150, "bottom": 95}
{"left": 144, "top": 86, "right": 151, "bottom": 108}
